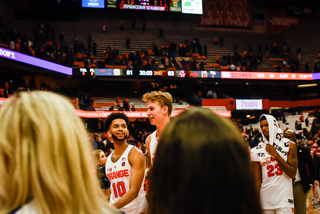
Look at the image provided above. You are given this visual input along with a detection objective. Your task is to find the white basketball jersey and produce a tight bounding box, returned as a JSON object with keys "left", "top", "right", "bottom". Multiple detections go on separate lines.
{"left": 251, "top": 143, "right": 294, "bottom": 210}
{"left": 105, "top": 145, "right": 147, "bottom": 214}
{"left": 149, "top": 130, "right": 158, "bottom": 165}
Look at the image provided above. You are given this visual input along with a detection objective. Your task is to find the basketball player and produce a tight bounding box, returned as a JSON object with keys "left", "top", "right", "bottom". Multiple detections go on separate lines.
{"left": 251, "top": 114, "right": 297, "bottom": 214}
{"left": 142, "top": 91, "right": 173, "bottom": 165}
{"left": 104, "top": 113, "right": 147, "bottom": 214}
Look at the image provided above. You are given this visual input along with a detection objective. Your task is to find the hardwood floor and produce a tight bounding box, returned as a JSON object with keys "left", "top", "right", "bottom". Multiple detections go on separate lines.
{"left": 307, "top": 191, "right": 320, "bottom": 214}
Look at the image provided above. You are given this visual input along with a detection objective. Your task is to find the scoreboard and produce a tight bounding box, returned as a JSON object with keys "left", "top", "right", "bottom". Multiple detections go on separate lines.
{"left": 73, "top": 68, "right": 315, "bottom": 81}
{"left": 74, "top": 68, "right": 220, "bottom": 78}
{"left": 120, "top": 0, "right": 169, "bottom": 11}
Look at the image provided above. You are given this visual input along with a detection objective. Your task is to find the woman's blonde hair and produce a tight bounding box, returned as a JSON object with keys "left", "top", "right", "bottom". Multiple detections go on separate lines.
{"left": 0, "top": 91, "right": 116, "bottom": 214}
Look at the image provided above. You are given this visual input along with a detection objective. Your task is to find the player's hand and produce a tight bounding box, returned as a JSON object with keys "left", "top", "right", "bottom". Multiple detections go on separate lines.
{"left": 265, "top": 144, "right": 279, "bottom": 158}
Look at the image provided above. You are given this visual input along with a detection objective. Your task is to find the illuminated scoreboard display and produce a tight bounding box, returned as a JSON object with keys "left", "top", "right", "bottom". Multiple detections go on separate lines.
{"left": 94, "top": 68, "right": 133, "bottom": 76}
{"left": 120, "top": 0, "right": 169, "bottom": 11}
{"left": 74, "top": 68, "right": 221, "bottom": 78}
{"left": 147, "top": 70, "right": 221, "bottom": 78}
{"left": 73, "top": 68, "right": 315, "bottom": 80}
{"left": 76, "top": 68, "right": 133, "bottom": 76}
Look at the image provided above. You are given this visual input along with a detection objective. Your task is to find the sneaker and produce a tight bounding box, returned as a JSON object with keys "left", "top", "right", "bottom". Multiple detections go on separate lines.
{"left": 314, "top": 202, "right": 320, "bottom": 208}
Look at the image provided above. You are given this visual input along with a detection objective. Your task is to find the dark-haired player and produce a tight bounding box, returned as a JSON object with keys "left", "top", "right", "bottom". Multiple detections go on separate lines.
{"left": 251, "top": 114, "right": 297, "bottom": 214}
{"left": 104, "top": 113, "right": 147, "bottom": 214}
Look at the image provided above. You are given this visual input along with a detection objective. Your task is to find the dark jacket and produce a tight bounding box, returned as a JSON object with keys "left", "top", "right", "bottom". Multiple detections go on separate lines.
{"left": 296, "top": 145, "right": 317, "bottom": 193}
{"left": 97, "top": 164, "right": 110, "bottom": 189}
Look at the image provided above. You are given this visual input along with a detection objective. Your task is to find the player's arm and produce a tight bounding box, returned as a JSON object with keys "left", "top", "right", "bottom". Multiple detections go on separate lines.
{"left": 145, "top": 135, "right": 152, "bottom": 165}
{"left": 265, "top": 143, "right": 297, "bottom": 178}
{"left": 112, "top": 148, "right": 145, "bottom": 209}
{"left": 252, "top": 161, "right": 262, "bottom": 192}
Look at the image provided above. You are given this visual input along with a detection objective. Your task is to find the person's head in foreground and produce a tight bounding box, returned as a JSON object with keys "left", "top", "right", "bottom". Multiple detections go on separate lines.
{"left": 148, "top": 108, "right": 262, "bottom": 214}
{"left": 0, "top": 91, "right": 117, "bottom": 214}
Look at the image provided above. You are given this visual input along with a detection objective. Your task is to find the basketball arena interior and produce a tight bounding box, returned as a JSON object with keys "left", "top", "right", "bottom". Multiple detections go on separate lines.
{"left": 1, "top": 0, "right": 320, "bottom": 212}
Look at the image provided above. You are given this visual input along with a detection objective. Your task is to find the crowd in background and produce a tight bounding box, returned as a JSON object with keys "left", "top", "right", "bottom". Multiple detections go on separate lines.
{"left": 0, "top": 21, "right": 72, "bottom": 66}
{"left": 1, "top": 20, "right": 313, "bottom": 73}
{"left": 243, "top": 109, "right": 320, "bottom": 150}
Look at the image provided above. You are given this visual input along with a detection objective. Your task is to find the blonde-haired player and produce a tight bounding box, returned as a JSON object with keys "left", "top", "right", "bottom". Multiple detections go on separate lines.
{"left": 0, "top": 91, "right": 117, "bottom": 214}
{"left": 142, "top": 91, "right": 173, "bottom": 165}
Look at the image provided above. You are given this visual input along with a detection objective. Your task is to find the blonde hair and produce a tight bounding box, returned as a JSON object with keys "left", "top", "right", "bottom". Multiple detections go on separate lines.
{"left": 0, "top": 91, "right": 116, "bottom": 214}
{"left": 142, "top": 91, "right": 173, "bottom": 116}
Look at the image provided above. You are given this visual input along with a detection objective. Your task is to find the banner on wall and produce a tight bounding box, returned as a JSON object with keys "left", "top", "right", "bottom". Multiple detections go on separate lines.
{"left": 170, "top": 0, "right": 182, "bottom": 12}
{"left": 0, "top": 47, "right": 72, "bottom": 75}
{"left": 221, "top": 71, "right": 313, "bottom": 80}
{"left": 0, "top": 98, "right": 231, "bottom": 118}
{"left": 198, "top": 0, "right": 252, "bottom": 28}
{"left": 236, "top": 99, "right": 263, "bottom": 110}
{"left": 82, "top": 0, "right": 105, "bottom": 8}
{"left": 181, "top": 0, "right": 203, "bottom": 14}
{"left": 76, "top": 110, "right": 231, "bottom": 118}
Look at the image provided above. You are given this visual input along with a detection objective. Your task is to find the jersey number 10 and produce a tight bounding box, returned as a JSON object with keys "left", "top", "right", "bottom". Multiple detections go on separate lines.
{"left": 112, "top": 181, "right": 127, "bottom": 198}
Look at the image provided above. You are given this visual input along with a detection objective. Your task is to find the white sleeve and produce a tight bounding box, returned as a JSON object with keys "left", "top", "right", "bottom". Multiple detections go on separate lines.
{"left": 250, "top": 147, "right": 260, "bottom": 162}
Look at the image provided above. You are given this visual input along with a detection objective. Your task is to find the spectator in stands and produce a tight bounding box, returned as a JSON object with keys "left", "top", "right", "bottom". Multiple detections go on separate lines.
{"left": 301, "top": 136, "right": 308, "bottom": 147}
{"left": 305, "top": 117, "right": 310, "bottom": 128}
{"left": 59, "top": 32, "right": 64, "bottom": 43}
{"left": 79, "top": 42, "right": 85, "bottom": 54}
{"left": 9, "top": 40, "right": 15, "bottom": 50}
{"left": 216, "top": 54, "right": 221, "bottom": 63}
{"left": 92, "top": 149, "right": 110, "bottom": 198}
{"left": 297, "top": 47, "right": 301, "bottom": 60}
{"left": 98, "top": 133, "right": 108, "bottom": 154}
{"left": 0, "top": 91, "right": 116, "bottom": 214}
{"left": 123, "top": 98, "right": 130, "bottom": 111}
{"left": 234, "top": 43, "right": 238, "bottom": 52}
{"left": 212, "top": 90, "right": 217, "bottom": 99}
{"left": 116, "top": 97, "right": 121, "bottom": 108}
{"left": 249, "top": 133, "right": 260, "bottom": 148}
{"left": 92, "top": 133, "right": 101, "bottom": 150}
{"left": 120, "top": 21, "right": 124, "bottom": 30}
{"left": 147, "top": 108, "right": 262, "bottom": 214}
{"left": 131, "top": 104, "right": 136, "bottom": 111}
{"left": 199, "top": 60, "right": 205, "bottom": 70}
{"left": 214, "top": 37, "right": 218, "bottom": 45}
{"left": 305, "top": 62, "right": 309, "bottom": 73}
{"left": 126, "top": 36, "right": 130, "bottom": 49}
{"left": 300, "top": 114, "right": 304, "bottom": 122}
{"left": 87, "top": 33, "right": 92, "bottom": 54}
{"left": 207, "top": 89, "right": 213, "bottom": 98}
{"left": 203, "top": 45, "right": 207, "bottom": 57}
{"left": 181, "top": 58, "right": 187, "bottom": 70}
{"left": 102, "top": 23, "right": 106, "bottom": 33}
{"left": 92, "top": 41, "right": 97, "bottom": 56}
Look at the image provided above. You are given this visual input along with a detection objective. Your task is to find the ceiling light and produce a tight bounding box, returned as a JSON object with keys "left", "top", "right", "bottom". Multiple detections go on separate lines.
{"left": 297, "top": 83, "right": 317, "bottom": 88}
